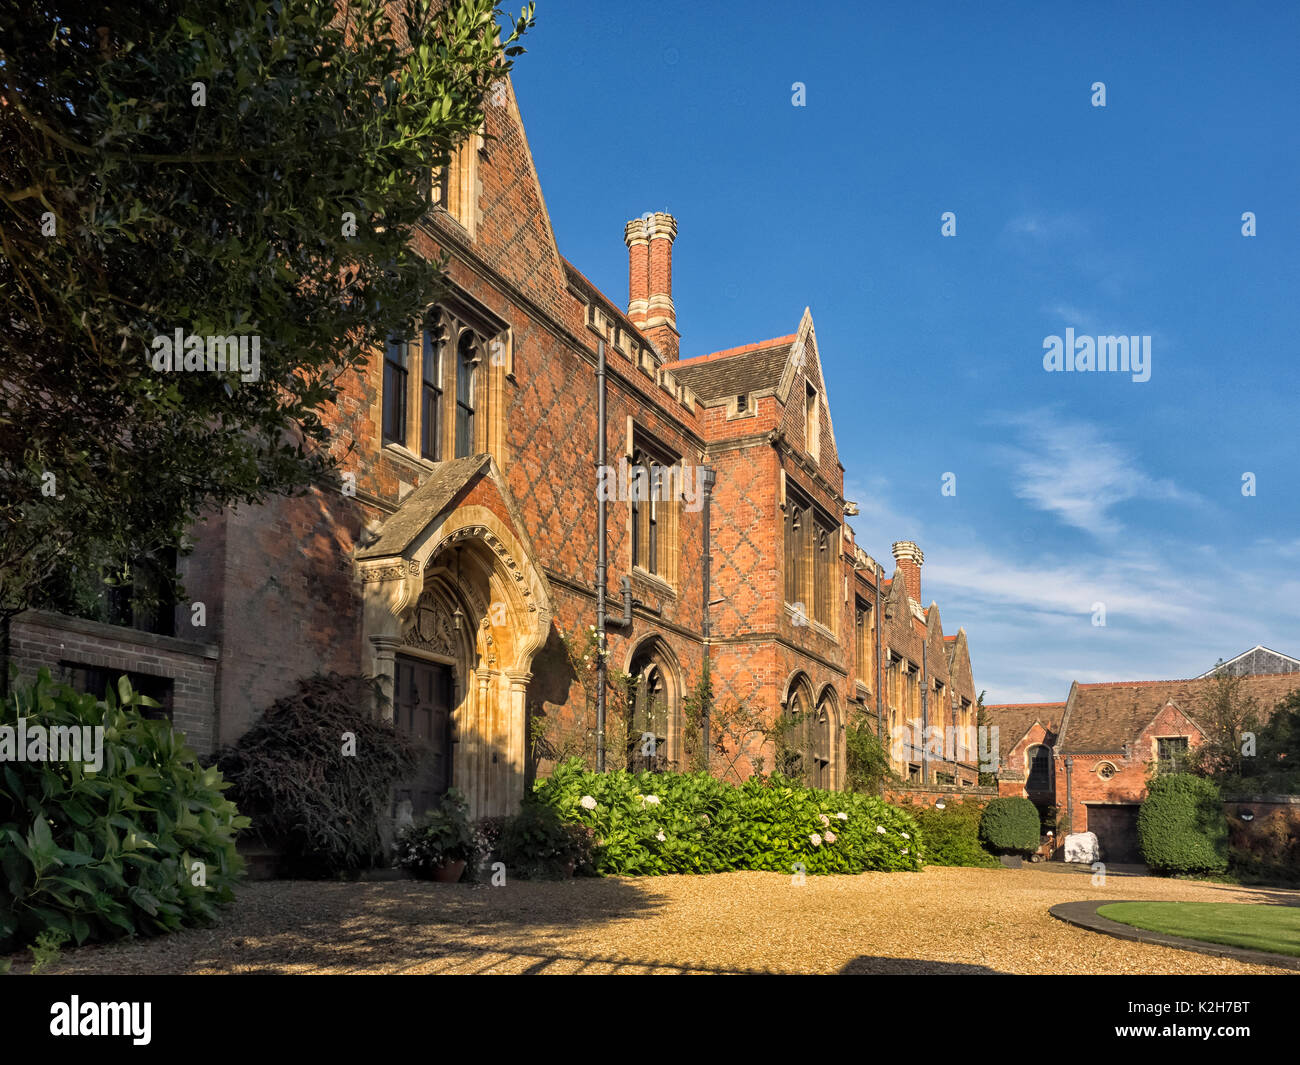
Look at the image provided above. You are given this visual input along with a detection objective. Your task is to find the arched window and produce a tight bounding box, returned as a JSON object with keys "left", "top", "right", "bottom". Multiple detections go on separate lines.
{"left": 455, "top": 331, "right": 477, "bottom": 457}
{"left": 627, "top": 662, "right": 668, "bottom": 771}
{"left": 1027, "top": 744, "right": 1052, "bottom": 791}
{"left": 383, "top": 333, "right": 408, "bottom": 445}
{"left": 782, "top": 680, "right": 831, "bottom": 788}
{"left": 421, "top": 317, "right": 444, "bottom": 461}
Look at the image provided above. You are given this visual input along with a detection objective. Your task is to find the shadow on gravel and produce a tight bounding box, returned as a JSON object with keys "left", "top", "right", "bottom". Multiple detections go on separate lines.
{"left": 840, "top": 956, "right": 1005, "bottom": 975}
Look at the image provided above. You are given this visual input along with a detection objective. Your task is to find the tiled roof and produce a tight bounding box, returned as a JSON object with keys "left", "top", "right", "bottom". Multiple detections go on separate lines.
{"left": 984, "top": 703, "right": 1063, "bottom": 758}
{"left": 671, "top": 339, "right": 793, "bottom": 403}
{"left": 356, "top": 454, "right": 491, "bottom": 559}
{"left": 1060, "top": 673, "right": 1300, "bottom": 753}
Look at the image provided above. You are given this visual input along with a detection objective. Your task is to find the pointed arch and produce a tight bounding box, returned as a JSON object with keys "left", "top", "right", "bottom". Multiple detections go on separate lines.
{"left": 622, "top": 635, "right": 683, "bottom": 772}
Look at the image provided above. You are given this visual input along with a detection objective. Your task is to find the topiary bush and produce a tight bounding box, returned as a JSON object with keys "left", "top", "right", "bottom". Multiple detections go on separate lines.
{"left": 978, "top": 797, "right": 1040, "bottom": 855}
{"left": 1138, "top": 773, "right": 1229, "bottom": 875}
{"left": 0, "top": 670, "right": 246, "bottom": 953}
{"left": 907, "top": 799, "right": 999, "bottom": 867}
{"left": 530, "top": 758, "right": 922, "bottom": 876}
{"left": 215, "top": 673, "right": 419, "bottom": 876}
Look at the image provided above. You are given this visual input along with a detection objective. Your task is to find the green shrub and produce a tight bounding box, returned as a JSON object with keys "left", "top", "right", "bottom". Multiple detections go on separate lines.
{"left": 530, "top": 758, "right": 922, "bottom": 876}
{"left": 1138, "top": 774, "right": 1229, "bottom": 875}
{"left": 497, "top": 803, "right": 596, "bottom": 880}
{"left": 392, "top": 789, "right": 474, "bottom": 879}
{"left": 844, "top": 717, "right": 895, "bottom": 794}
{"left": 978, "top": 797, "right": 1040, "bottom": 855}
{"left": 216, "top": 673, "right": 419, "bottom": 876}
{"left": 907, "top": 800, "right": 999, "bottom": 867}
{"left": 0, "top": 670, "right": 246, "bottom": 953}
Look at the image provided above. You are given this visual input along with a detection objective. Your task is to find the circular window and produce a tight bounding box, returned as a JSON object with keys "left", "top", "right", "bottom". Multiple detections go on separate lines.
{"left": 1096, "top": 761, "right": 1117, "bottom": 780}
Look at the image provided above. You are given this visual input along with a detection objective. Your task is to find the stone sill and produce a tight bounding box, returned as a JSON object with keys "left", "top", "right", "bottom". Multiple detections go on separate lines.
{"left": 14, "top": 609, "right": 219, "bottom": 660}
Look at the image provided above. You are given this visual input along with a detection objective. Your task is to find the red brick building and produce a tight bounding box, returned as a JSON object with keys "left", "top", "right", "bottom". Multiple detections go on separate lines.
{"left": 6, "top": 70, "right": 980, "bottom": 816}
{"left": 987, "top": 672, "right": 1300, "bottom": 861}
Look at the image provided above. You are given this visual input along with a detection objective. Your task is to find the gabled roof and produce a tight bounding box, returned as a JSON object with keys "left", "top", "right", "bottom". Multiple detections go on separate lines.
{"left": 1195, "top": 646, "right": 1300, "bottom": 678}
{"left": 671, "top": 336, "right": 794, "bottom": 403}
{"left": 983, "top": 702, "right": 1063, "bottom": 761}
{"left": 356, "top": 454, "right": 491, "bottom": 559}
{"left": 1057, "top": 673, "right": 1300, "bottom": 753}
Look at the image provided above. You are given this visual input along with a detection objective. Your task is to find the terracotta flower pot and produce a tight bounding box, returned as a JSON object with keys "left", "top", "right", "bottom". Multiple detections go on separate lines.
{"left": 431, "top": 858, "right": 467, "bottom": 883}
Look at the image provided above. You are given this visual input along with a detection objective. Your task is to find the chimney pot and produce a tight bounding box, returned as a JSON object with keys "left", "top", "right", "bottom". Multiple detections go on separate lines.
{"left": 891, "top": 540, "right": 924, "bottom": 605}
{"left": 626, "top": 211, "right": 679, "bottom": 360}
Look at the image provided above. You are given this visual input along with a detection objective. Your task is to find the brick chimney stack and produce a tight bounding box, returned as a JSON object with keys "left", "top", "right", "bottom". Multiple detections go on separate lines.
{"left": 625, "top": 211, "right": 679, "bottom": 361}
{"left": 623, "top": 218, "right": 650, "bottom": 329}
{"left": 892, "top": 540, "right": 924, "bottom": 604}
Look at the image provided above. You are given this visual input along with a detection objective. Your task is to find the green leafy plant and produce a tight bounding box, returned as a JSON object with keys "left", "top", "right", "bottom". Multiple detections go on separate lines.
{"left": 903, "top": 799, "right": 998, "bottom": 867}
{"left": 497, "top": 802, "right": 595, "bottom": 879}
{"left": 215, "top": 673, "right": 419, "bottom": 877}
{"left": 0, "top": 670, "right": 246, "bottom": 953}
{"left": 530, "top": 758, "right": 922, "bottom": 877}
{"left": 844, "top": 715, "right": 896, "bottom": 794}
{"left": 978, "top": 797, "right": 1040, "bottom": 856}
{"left": 29, "top": 929, "right": 69, "bottom": 974}
{"left": 1138, "top": 773, "right": 1229, "bottom": 875}
{"left": 393, "top": 789, "right": 474, "bottom": 878}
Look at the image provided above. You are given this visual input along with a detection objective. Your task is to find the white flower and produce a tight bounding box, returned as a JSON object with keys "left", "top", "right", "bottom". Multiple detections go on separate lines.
{"left": 902, "top": 848, "right": 909, "bottom": 856}
{"left": 818, "top": 814, "right": 830, "bottom": 827}
{"left": 901, "top": 831, "right": 910, "bottom": 840}
{"left": 656, "top": 830, "right": 666, "bottom": 842}
{"left": 875, "top": 825, "right": 886, "bottom": 835}
{"left": 644, "top": 795, "right": 660, "bottom": 806}
{"left": 701, "top": 814, "right": 711, "bottom": 825}
{"left": 824, "top": 831, "right": 837, "bottom": 844}
{"left": 579, "top": 795, "right": 597, "bottom": 810}
{"left": 810, "top": 833, "right": 822, "bottom": 847}
{"left": 835, "top": 813, "right": 848, "bottom": 821}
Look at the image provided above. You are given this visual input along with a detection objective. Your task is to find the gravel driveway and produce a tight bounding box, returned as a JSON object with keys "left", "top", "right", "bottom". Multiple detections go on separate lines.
{"left": 22, "top": 865, "right": 1300, "bottom": 975}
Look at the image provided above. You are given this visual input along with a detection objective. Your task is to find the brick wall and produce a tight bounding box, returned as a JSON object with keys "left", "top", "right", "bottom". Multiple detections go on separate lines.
{"left": 6, "top": 610, "right": 219, "bottom": 756}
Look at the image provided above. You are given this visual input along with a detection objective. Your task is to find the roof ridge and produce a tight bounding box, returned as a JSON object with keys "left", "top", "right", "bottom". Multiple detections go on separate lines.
{"left": 1079, "top": 672, "right": 1300, "bottom": 689}
{"left": 985, "top": 702, "right": 1066, "bottom": 709}
{"left": 677, "top": 334, "right": 796, "bottom": 366}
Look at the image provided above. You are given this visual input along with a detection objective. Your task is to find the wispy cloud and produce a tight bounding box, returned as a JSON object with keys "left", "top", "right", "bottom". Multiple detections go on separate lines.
{"left": 845, "top": 461, "right": 1298, "bottom": 704}
{"left": 1003, "top": 210, "right": 1089, "bottom": 242}
{"left": 991, "top": 410, "right": 1202, "bottom": 540}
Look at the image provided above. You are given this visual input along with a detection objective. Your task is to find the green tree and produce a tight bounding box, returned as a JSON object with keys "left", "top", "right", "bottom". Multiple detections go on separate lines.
{"left": 975, "top": 689, "right": 996, "bottom": 786}
{"left": 0, "top": 0, "right": 533, "bottom": 619}
{"left": 1184, "top": 667, "right": 1262, "bottom": 784}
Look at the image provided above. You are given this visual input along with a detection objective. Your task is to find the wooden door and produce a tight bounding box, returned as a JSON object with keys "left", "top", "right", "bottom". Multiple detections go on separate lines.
{"left": 393, "top": 655, "right": 454, "bottom": 817}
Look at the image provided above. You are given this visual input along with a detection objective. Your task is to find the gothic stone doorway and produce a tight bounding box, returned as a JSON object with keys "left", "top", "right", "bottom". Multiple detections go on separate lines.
{"left": 392, "top": 654, "right": 454, "bottom": 818}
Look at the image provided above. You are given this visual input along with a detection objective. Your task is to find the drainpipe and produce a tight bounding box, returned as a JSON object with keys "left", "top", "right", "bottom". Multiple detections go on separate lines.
{"left": 700, "top": 465, "right": 716, "bottom": 771}
{"left": 595, "top": 339, "right": 607, "bottom": 773}
{"left": 1065, "top": 756, "right": 1074, "bottom": 835}
{"left": 921, "top": 639, "right": 929, "bottom": 785}
{"left": 874, "top": 569, "right": 882, "bottom": 742}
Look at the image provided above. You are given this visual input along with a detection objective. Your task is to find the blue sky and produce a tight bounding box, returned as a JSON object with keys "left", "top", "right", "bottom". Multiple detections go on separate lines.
{"left": 509, "top": 1, "right": 1300, "bottom": 702}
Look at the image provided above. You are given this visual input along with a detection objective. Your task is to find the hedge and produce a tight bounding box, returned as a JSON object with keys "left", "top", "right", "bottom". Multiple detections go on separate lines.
{"left": 906, "top": 800, "right": 999, "bottom": 867}
{"left": 1138, "top": 774, "right": 1229, "bottom": 874}
{"left": 532, "top": 758, "right": 922, "bottom": 876}
{"left": 978, "top": 797, "right": 1040, "bottom": 855}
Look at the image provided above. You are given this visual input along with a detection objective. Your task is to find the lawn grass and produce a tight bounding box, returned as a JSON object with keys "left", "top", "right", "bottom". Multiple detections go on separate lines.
{"left": 1097, "top": 902, "right": 1300, "bottom": 958}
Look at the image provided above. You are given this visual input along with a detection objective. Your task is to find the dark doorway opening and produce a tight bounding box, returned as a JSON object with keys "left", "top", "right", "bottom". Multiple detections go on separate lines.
{"left": 392, "top": 655, "right": 454, "bottom": 817}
